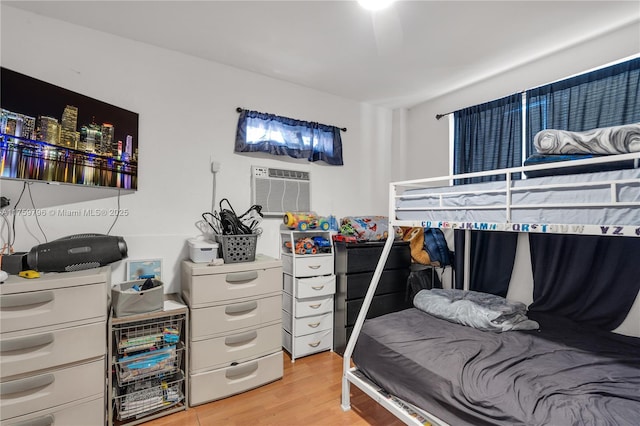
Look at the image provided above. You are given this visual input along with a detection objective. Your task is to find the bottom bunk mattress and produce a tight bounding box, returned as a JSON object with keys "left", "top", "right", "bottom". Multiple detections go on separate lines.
{"left": 352, "top": 308, "right": 640, "bottom": 426}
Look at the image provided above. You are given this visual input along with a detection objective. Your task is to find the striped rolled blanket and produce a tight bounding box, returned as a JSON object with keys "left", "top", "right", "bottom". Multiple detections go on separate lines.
{"left": 534, "top": 123, "right": 640, "bottom": 155}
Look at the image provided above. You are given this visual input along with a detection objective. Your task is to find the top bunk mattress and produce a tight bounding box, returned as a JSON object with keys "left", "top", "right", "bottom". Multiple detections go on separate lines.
{"left": 352, "top": 308, "right": 640, "bottom": 426}
{"left": 396, "top": 168, "right": 640, "bottom": 229}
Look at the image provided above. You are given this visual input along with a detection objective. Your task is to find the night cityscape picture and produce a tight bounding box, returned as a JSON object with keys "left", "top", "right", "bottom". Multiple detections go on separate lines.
{"left": 1, "top": 67, "right": 139, "bottom": 190}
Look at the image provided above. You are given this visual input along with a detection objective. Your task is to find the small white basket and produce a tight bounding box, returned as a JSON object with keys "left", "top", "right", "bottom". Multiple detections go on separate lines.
{"left": 188, "top": 238, "right": 219, "bottom": 263}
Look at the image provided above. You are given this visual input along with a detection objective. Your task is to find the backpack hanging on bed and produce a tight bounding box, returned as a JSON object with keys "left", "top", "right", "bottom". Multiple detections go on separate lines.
{"left": 423, "top": 228, "right": 453, "bottom": 267}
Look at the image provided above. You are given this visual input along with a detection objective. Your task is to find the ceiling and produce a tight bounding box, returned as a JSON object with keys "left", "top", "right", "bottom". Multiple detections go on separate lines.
{"left": 4, "top": 1, "right": 640, "bottom": 109}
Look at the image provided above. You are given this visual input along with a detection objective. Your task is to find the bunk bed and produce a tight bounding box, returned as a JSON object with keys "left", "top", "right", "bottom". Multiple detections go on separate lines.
{"left": 340, "top": 153, "right": 640, "bottom": 426}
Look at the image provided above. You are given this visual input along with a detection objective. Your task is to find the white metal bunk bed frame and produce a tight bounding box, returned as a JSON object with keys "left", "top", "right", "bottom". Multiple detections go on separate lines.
{"left": 341, "top": 152, "right": 640, "bottom": 426}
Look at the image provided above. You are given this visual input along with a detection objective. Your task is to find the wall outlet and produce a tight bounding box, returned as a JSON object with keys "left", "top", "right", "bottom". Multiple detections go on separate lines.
{"left": 211, "top": 161, "right": 221, "bottom": 173}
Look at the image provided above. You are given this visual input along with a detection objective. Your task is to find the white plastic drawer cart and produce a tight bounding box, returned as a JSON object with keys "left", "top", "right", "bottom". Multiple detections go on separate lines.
{"left": 0, "top": 267, "right": 109, "bottom": 426}
{"left": 181, "top": 254, "right": 283, "bottom": 406}
{"left": 280, "top": 228, "right": 336, "bottom": 362}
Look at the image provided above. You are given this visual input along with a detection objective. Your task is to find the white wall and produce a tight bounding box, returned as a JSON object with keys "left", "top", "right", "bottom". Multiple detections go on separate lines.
{"left": 401, "top": 20, "right": 640, "bottom": 337}
{"left": 1, "top": 5, "right": 393, "bottom": 292}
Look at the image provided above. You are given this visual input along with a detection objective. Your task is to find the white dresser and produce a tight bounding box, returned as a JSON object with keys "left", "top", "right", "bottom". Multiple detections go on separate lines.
{"left": 280, "top": 230, "right": 335, "bottom": 362}
{"left": 181, "top": 254, "right": 283, "bottom": 406}
{"left": 0, "top": 267, "right": 109, "bottom": 426}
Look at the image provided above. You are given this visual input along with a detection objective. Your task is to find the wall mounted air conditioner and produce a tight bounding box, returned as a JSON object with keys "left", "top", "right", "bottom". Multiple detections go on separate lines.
{"left": 251, "top": 166, "right": 311, "bottom": 216}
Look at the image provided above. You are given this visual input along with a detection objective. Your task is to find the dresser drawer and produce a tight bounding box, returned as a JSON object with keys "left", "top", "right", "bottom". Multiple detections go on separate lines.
{"left": 346, "top": 292, "right": 412, "bottom": 326}
{"left": 282, "top": 311, "right": 333, "bottom": 337}
{"left": 190, "top": 323, "right": 281, "bottom": 372}
{"left": 189, "top": 351, "right": 283, "bottom": 406}
{"left": 334, "top": 241, "right": 410, "bottom": 274}
{"left": 342, "top": 269, "right": 410, "bottom": 300}
{"left": 0, "top": 321, "right": 105, "bottom": 379}
{"left": 283, "top": 329, "right": 332, "bottom": 358}
{"left": 191, "top": 294, "right": 281, "bottom": 339}
{"left": 2, "top": 395, "right": 104, "bottom": 426}
{"left": 282, "top": 254, "right": 333, "bottom": 277}
{"left": 283, "top": 274, "right": 335, "bottom": 299}
{"left": 183, "top": 267, "right": 281, "bottom": 307}
{"left": 0, "top": 358, "right": 104, "bottom": 421}
{"left": 0, "top": 283, "right": 107, "bottom": 334}
{"left": 282, "top": 293, "right": 333, "bottom": 317}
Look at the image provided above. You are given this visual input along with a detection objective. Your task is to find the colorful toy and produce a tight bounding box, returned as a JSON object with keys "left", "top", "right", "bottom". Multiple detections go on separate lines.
{"left": 283, "top": 211, "right": 330, "bottom": 231}
{"left": 284, "top": 237, "right": 318, "bottom": 255}
{"left": 332, "top": 234, "right": 357, "bottom": 243}
{"left": 283, "top": 236, "right": 333, "bottom": 255}
{"left": 312, "top": 236, "right": 331, "bottom": 248}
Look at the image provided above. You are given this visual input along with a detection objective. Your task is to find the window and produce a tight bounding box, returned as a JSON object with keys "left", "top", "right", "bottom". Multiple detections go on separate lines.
{"left": 234, "top": 109, "right": 344, "bottom": 165}
{"left": 526, "top": 57, "right": 640, "bottom": 157}
{"left": 453, "top": 57, "right": 640, "bottom": 179}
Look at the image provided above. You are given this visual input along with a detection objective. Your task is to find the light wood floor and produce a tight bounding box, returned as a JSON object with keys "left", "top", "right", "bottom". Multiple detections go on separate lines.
{"left": 143, "top": 351, "right": 404, "bottom": 426}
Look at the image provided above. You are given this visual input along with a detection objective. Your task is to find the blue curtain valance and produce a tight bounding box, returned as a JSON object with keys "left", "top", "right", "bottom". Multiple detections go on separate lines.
{"left": 234, "top": 109, "right": 344, "bottom": 165}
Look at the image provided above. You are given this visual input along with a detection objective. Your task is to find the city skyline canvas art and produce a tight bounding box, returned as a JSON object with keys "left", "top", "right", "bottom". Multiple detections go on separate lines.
{"left": 1, "top": 67, "right": 139, "bottom": 190}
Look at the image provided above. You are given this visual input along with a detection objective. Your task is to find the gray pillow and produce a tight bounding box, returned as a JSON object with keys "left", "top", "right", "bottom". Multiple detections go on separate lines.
{"left": 413, "top": 288, "right": 539, "bottom": 332}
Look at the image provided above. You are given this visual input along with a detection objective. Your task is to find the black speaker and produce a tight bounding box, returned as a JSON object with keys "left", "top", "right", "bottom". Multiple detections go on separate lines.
{"left": 27, "top": 234, "right": 128, "bottom": 272}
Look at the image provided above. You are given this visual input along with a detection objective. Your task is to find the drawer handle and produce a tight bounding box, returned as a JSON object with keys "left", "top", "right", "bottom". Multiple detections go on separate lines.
{"left": 308, "top": 303, "right": 321, "bottom": 309}
{"left": 307, "top": 322, "right": 321, "bottom": 328}
{"left": 225, "top": 301, "right": 258, "bottom": 315}
{"left": 311, "top": 285, "right": 325, "bottom": 291}
{"left": 225, "top": 271, "right": 259, "bottom": 283}
{"left": 0, "top": 374, "right": 54, "bottom": 396}
{"left": 225, "top": 330, "right": 258, "bottom": 346}
{"left": 12, "top": 415, "right": 55, "bottom": 426}
{"left": 308, "top": 341, "right": 321, "bottom": 348}
{"left": 0, "top": 333, "right": 54, "bottom": 352}
{"left": 226, "top": 362, "right": 259, "bottom": 380}
{"left": 0, "top": 291, "right": 54, "bottom": 309}
{"left": 307, "top": 265, "right": 321, "bottom": 270}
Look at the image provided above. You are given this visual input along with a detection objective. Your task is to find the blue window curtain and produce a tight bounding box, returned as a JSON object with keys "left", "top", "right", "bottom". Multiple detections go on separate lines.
{"left": 234, "top": 109, "right": 344, "bottom": 165}
{"left": 453, "top": 93, "right": 522, "bottom": 184}
{"left": 528, "top": 234, "right": 640, "bottom": 330}
{"left": 525, "top": 59, "right": 640, "bottom": 330}
{"left": 452, "top": 94, "right": 522, "bottom": 295}
{"left": 526, "top": 57, "right": 640, "bottom": 157}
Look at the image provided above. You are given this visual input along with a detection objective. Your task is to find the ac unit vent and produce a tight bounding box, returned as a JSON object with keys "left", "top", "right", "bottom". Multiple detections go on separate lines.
{"left": 251, "top": 166, "right": 311, "bottom": 216}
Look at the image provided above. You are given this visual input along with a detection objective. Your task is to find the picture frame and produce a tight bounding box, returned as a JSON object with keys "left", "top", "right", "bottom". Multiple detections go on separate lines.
{"left": 1, "top": 67, "right": 139, "bottom": 189}
{"left": 126, "top": 258, "right": 162, "bottom": 281}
